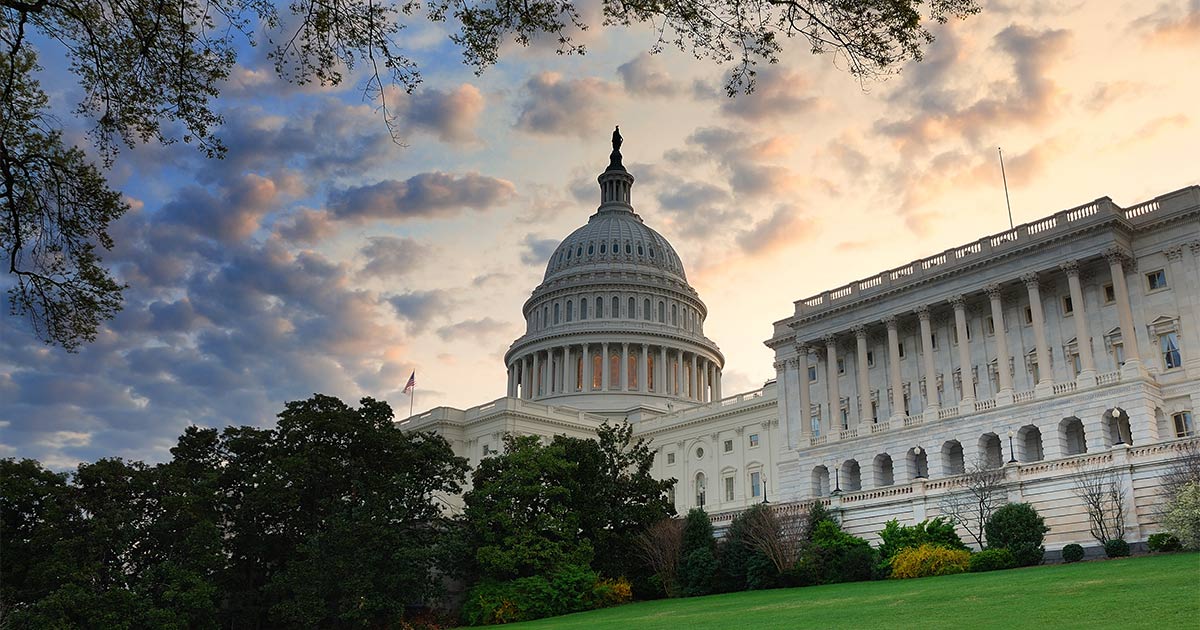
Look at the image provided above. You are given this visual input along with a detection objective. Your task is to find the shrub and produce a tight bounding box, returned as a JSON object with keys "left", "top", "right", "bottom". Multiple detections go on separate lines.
{"left": 460, "top": 564, "right": 602, "bottom": 625}
{"left": 811, "top": 519, "right": 876, "bottom": 584}
{"left": 591, "top": 577, "right": 632, "bottom": 608}
{"left": 1104, "top": 539, "right": 1131, "bottom": 558}
{"left": 1163, "top": 482, "right": 1200, "bottom": 550}
{"left": 877, "top": 518, "right": 968, "bottom": 563}
{"left": 969, "top": 548, "right": 1016, "bottom": 573}
{"left": 1147, "top": 533, "right": 1182, "bottom": 553}
{"left": 1061, "top": 544, "right": 1085, "bottom": 563}
{"left": 889, "top": 544, "right": 971, "bottom": 579}
{"left": 985, "top": 503, "right": 1049, "bottom": 567}
{"left": 678, "top": 547, "right": 720, "bottom": 597}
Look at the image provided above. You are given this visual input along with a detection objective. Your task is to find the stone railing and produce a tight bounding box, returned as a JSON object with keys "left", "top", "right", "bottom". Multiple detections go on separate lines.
{"left": 1013, "top": 390, "right": 1036, "bottom": 404}
{"left": 1096, "top": 370, "right": 1122, "bottom": 386}
{"left": 938, "top": 407, "right": 960, "bottom": 420}
{"left": 809, "top": 434, "right": 828, "bottom": 446}
{"left": 840, "top": 485, "right": 914, "bottom": 504}
{"left": 1053, "top": 381, "right": 1079, "bottom": 396}
{"left": 840, "top": 428, "right": 859, "bottom": 440}
{"left": 870, "top": 421, "right": 891, "bottom": 434}
{"left": 902, "top": 414, "right": 924, "bottom": 427}
{"left": 974, "top": 399, "right": 997, "bottom": 412}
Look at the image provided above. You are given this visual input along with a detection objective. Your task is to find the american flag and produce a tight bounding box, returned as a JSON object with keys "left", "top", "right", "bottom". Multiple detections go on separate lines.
{"left": 403, "top": 371, "right": 416, "bottom": 395}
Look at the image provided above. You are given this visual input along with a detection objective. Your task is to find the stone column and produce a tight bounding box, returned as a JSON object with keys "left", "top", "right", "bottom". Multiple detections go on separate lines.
{"left": 885, "top": 316, "right": 904, "bottom": 420}
{"left": 796, "top": 345, "right": 812, "bottom": 440}
{"left": 1166, "top": 245, "right": 1200, "bottom": 372}
{"left": 986, "top": 283, "right": 1014, "bottom": 404}
{"left": 691, "top": 353, "right": 699, "bottom": 400}
{"left": 662, "top": 343, "right": 672, "bottom": 393}
{"left": 532, "top": 351, "right": 541, "bottom": 399}
{"left": 1061, "top": 261, "right": 1097, "bottom": 386}
{"left": 565, "top": 346, "right": 574, "bottom": 393}
{"left": 775, "top": 360, "right": 790, "bottom": 445}
{"left": 601, "top": 342, "right": 610, "bottom": 390}
{"left": 620, "top": 343, "right": 629, "bottom": 392}
{"left": 517, "top": 357, "right": 526, "bottom": 399}
{"left": 582, "top": 343, "right": 591, "bottom": 392}
{"left": 640, "top": 344, "right": 650, "bottom": 392}
{"left": 950, "top": 295, "right": 975, "bottom": 408}
{"left": 1022, "top": 272, "right": 1054, "bottom": 396}
{"left": 824, "top": 334, "right": 841, "bottom": 433}
{"left": 1105, "top": 248, "right": 1144, "bottom": 376}
{"left": 853, "top": 325, "right": 871, "bottom": 428}
{"left": 917, "top": 306, "right": 939, "bottom": 415}
{"left": 506, "top": 364, "right": 515, "bottom": 397}
{"left": 714, "top": 367, "right": 722, "bottom": 401}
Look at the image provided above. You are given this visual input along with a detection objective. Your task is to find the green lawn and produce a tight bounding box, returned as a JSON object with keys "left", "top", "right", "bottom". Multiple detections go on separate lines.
{"left": 499, "top": 552, "right": 1200, "bottom": 629}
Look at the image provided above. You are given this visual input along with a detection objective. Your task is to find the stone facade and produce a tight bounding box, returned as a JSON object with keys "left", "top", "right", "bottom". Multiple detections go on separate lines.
{"left": 401, "top": 139, "right": 1199, "bottom": 549}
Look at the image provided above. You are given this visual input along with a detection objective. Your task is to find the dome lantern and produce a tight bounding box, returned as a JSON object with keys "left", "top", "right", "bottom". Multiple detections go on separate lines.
{"left": 598, "top": 126, "right": 634, "bottom": 212}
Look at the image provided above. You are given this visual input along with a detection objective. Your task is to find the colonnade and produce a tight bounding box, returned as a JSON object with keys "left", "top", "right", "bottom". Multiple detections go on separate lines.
{"left": 507, "top": 342, "right": 723, "bottom": 403}
{"left": 778, "top": 250, "right": 1147, "bottom": 445}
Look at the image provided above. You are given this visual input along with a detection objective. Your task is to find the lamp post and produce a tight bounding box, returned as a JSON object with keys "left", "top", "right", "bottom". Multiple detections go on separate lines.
{"left": 914, "top": 446, "right": 926, "bottom": 479}
{"left": 1007, "top": 430, "right": 1018, "bottom": 464}
{"left": 1112, "top": 408, "right": 1127, "bottom": 445}
{"left": 832, "top": 460, "right": 842, "bottom": 495}
{"left": 762, "top": 474, "right": 769, "bottom": 504}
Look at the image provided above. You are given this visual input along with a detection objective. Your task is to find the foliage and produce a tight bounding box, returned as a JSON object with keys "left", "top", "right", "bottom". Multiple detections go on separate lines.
{"left": 682, "top": 508, "right": 717, "bottom": 555}
{"left": 968, "top": 548, "right": 1016, "bottom": 573}
{"left": 889, "top": 544, "right": 971, "bottom": 579}
{"left": 1061, "top": 544, "right": 1085, "bottom": 563}
{"left": 678, "top": 547, "right": 721, "bottom": 597}
{"left": 1071, "top": 460, "right": 1127, "bottom": 544}
{"left": 739, "top": 503, "right": 807, "bottom": 577}
{"left": 591, "top": 577, "right": 633, "bottom": 608}
{"left": 1161, "top": 442, "right": 1200, "bottom": 507}
{"left": 0, "top": 394, "right": 468, "bottom": 627}
{"left": 1103, "top": 539, "right": 1131, "bottom": 558}
{"left": 984, "top": 503, "right": 1049, "bottom": 567}
{"left": 1163, "top": 482, "right": 1200, "bottom": 550}
{"left": 635, "top": 518, "right": 685, "bottom": 598}
{"left": 1147, "top": 533, "right": 1181, "bottom": 553}
{"left": 460, "top": 564, "right": 608, "bottom": 625}
{"left": 785, "top": 515, "right": 876, "bottom": 586}
{"left": 937, "top": 462, "right": 1008, "bottom": 548}
{"left": 1, "top": 0, "right": 977, "bottom": 350}
{"left": 876, "top": 518, "right": 968, "bottom": 566}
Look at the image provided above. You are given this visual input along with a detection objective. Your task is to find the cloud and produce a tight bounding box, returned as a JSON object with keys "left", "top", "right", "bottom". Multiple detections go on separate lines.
{"left": 327, "top": 172, "right": 516, "bottom": 222}
{"left": 387, "top": 290, "right": 452, "bottom": 334}
{"left": 718, "top": 67, "right": 822, "bottom": 122}
{"left": 515, "top": 72, "right": 613, "bottom": 136}
{"left": 1084, "top": 80, "right": 1144, "bottom": 112}
{"left": 436, "top": 317, "right": 509, "bottom": 342}
{"left": 160, "top": 173, "right": 284, "bottom": 243}
{"left": 358, "top": 236, "right": 432, "bottom": 279}
{"left": 520, "top": 234, "right": 560, "bottom": 266}
{"left": 617, "top": 53, "right": 680, "bottom": 97}
{"left": 1133, "top": 1, "right": 1200, "bottom": 45}
{"left": 402, "top": 84, "right": 486, "bottom": 144}
{"left": 274, "top": 209, "right": 338, "bottom": 244}
{"left": 735, "top": 205, "right": 815, "bottom": 256}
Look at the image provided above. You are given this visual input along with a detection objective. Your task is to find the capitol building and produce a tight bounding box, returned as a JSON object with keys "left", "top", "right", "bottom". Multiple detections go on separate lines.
{"left": 402, "top": 133, "right": 1200, "bottom": 552}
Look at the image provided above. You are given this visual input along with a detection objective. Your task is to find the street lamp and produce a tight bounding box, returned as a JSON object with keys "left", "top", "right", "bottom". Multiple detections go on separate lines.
{"left": 762, "top": 474, "right": 769, "bottom": 504}
{"left": 832, "top": 460, "right": 842, "bottom": 495}
{"left": 914, "top": 446, "right": 926, "bottom": 479}
{"left": 1112, "top": 408, "right": 1127, "bottom": 445}
{"left": 1007, "top": 430, "right": 1018, "bottom": 464}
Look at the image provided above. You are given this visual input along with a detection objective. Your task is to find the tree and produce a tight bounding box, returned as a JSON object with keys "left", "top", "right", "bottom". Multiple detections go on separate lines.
{"left": 1071, "top": 458, "right": 1127, "bottom": 545}
{"left": 677, "top": 508, "right": 718, "bottom": 596}
{"left": 1161, "top": 440, "right": 1200, "bottom": 505}
{"left": 635, "top": 518, "right": 685, "bottom": 597}
{"left": 937, "top": 461, "right": 1007, "bottom": 548}
{"left": 2, "top": 0, "right": 978, "bottom": 349}
{"left": 1163, "top": 482, "right": 1200, "bottom": 550}
{"left": 984, "top": 503, "right": 1048, "bottom": 567}
{"left": 742, "top": 504, "right": 807, "bottom": 576}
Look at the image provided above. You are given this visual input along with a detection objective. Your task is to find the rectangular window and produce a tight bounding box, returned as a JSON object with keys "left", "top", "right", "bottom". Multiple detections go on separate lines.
{"left": 903, "top": 393, "right": 910, "bottom": 416}
{"left": 1146, "top": 269, "right": 1168, "bottom": 291}
{"left": 482, "top": 444, "right": 492, "bottom": 456}
{"left": 810, "top": 415, "right": 821, "bottom": 437}
{"left": 751, "top": 471, "right": 762, "bottom": 498}
{"left": 898, "top": 342, "right": 906, "bottom": 359}
{"left": 871, "top": 400, "right": 879, "bottom": 421}
{"left": 724, "top": 476, "right": 735, "bottom": 502}
{"left": 1174, "top": 411, "right": 1195, "bottom": 437}
{"left": 930, "top": 333, "right": 938, "bottom": 350}
{"left": 723, "top": 439, "right": 733, "bottom": 453}
{"left": 1062, "top": 295, "right": 1073, "bottom": 315}
{"left": 1104, "top": 283, "right": 1116, "bottom": 304}
{"left": 1113, "top": 343, "right": 1126, "bottom": 367}
{"left": 840, "top": 406, "right": 849, "bottom": 429}
{"left": 986, "top": 316, "right": 996, "bottom": 335}
{"left": 1161, "top": 332, "right": 1182, "bottom": 369}
{"left": 837, "top": 358, "right": 845, "bottom": 374}
{"left": 866, "top": 351, "right": 875, "bottom": 367}
{"left": 666, "top": 452, "right": 676, "bottom": 465}
{"left": 1023, "top": 305, "right": 1034, "bottom": 325}
{"left": 749, "top": 433, "right": 760, "bottom": 448}
{"left": 1071, "top": 353, "right": 1082, "bottom": 376}
{"left": 808, "top": 365, "right": 818, "bottom": 382}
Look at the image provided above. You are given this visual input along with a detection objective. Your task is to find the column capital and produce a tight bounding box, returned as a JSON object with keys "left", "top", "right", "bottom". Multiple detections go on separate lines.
{"left": 1059, "top": 260, "right": 1081, "bottom": 277}
{"left": 985, "top": 283, "right": 1004, "bottom": 299}
{"left": 852, "top": 325, "right": 868, "bottom": 339}
{"left": 1103, "top": 246, "right": 1133, "bottom": 266}
{"left": 1020, "top": 271, "right": 1041, "bottom": 290}
{"left": 949, "top": 294, "right": 968, "bottom": 310}
{"left": 884, "top": 314, "right": 899, "bottom": 330}
{"left": 916, "top": 305, "right": 932, "bottom": 321}
{"left": 822, "top": 333, "right": 838, "bottom": 347}
{"left": 794, "top": 342, "right": 810, "bottom": 356}
{"left": 1165, "top": 245, "right": 1185, "bottom": 261}
{"left": 787, "top": 357, "right": 803, "bottom": 368}
{"left": 1190, "top": 240, "right": 1200, "bottom": 256}
{"left": 774, "top": 360, "right": 787, "bottom": 372}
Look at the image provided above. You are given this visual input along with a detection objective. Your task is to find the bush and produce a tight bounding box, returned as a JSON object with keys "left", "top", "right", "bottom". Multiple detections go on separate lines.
{"left": 889, "top": 544, "right": 971, "bottom": 579}
{"left": 877, "top": 518, "right": 968, "bottom": 563}
{"left": 1163, "top": 482, "right": 1200, "bottom": 550}
{"left": 985, "top": 503, "right": 1049, "bottom": 567}
{"left": 678, "top": 547, "right": 720, "bottom": 597}
{"left": 1147, "top": 533, "right": 1182, "bottom": 553}
{"left": 460, "top": 564, "right": 603, "bottom": 625}
{"left": 811, "top": 520, "right": 876, "bottom": 584}
{"left": 1061, "top": 544, "right": 1085, "bottom": 563}
{"left": 1104, "top": 539, "right": 1131, "bottom": 558}
{"left": 591, "top": 577, "right": 632, "bottom": 608}
{"left": 969, "top": 548, "right": 1016, "bottom": 573}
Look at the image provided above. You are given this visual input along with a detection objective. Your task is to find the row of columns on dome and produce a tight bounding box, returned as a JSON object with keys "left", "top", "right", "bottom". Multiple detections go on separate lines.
{"left": 506, "top": 343, "right": 723, "bottom": 403}
{"left": 778, "top": 251, "right": 1146, "bottom": 443}
{"left": 810, "top": 410, "right": 1135, "bottom": 496}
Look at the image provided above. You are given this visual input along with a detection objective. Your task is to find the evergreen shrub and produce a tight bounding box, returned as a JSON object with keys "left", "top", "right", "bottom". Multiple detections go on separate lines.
{"left": 968, "top": 548, "right": 1016, "bottom": 573}
{"left": 985, "top": 503, "right": 1049, "bottom": 567}
{"left": 1104, "top": 539, "right": 1131, "bottom": 558}
{"left": 1061, "top": 544, "right": 1085, "bottom": 563}
{"left": 1147, "top": 533, "right": 1182, "bottom": 552}
{"left": 889, "top": 544, "right": 971, "bottom": 579}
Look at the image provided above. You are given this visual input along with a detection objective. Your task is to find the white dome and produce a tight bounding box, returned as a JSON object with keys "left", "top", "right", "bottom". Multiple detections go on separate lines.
{"left": 543, "top": 211, "right": 687, "bottom": 283}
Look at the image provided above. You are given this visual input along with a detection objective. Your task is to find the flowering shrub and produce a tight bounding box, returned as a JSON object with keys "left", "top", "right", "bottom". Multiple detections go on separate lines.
{"left": 592, "top": 577, "right": 633, "bottom": 607}
{"left": 1164, "top": 482, "right": 1200, "bottom": 550}
{"left": 889, "top": 544, "right": 971, "bottom": 579}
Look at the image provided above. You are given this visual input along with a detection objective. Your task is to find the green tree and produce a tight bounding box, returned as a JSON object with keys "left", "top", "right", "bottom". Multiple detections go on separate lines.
{"left": 678, "top": 508, "right": 719, "bottom": 596}
{"left": 2, "top": 0, "right": 977, "bottom": 349}
{"left": 984, "top": 503, "right": 1049, "bottom": 567}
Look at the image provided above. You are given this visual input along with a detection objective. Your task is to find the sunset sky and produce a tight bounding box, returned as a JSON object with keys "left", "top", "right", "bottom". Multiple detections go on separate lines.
{"left": 2, "top": 0, "right": 1198, "bottom": 468}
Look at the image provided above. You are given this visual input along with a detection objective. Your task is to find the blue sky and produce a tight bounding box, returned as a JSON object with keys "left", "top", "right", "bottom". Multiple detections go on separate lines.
{"left": 2, "top": 0, "right": 1199, "bottom": 468}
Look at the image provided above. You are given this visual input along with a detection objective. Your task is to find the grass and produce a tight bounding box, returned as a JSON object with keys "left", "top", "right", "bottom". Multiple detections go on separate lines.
{"left": 498, "top": 552, "right": 1200, "bottom": 629}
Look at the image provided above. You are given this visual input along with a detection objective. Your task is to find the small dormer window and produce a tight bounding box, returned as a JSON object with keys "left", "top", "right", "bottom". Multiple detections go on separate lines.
{"left": 612, "top": 240, "right": 618, "bottom": 253}
{"left": 566, "top": 248, "right": 572, "bottom": 260}
{"left": 588, "top": 243, "right": 594, "bottom": 255}
{"left": 638, "top": 244, "right": 644, "bottom": 256}
{"left": 600, "top": 242, "right": 606, "bottom": 254}
{"left": 626, "top": 242, "right": 632, "bottom": 254}
{"left": 649, "top": 247, "right": 655, "bottom": 258}
{"left": 576, "top": 246, "right": 582, "bottom": 257}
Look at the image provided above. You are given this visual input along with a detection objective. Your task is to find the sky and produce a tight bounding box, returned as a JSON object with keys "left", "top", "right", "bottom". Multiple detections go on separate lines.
{"left": 2, "top": 0, "right": 1198, "bottom": 468}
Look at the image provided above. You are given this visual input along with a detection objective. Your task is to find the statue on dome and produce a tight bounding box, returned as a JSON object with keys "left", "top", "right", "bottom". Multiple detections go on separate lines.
{"left": 612, "top": 126, "right": 622, "bottom": 152}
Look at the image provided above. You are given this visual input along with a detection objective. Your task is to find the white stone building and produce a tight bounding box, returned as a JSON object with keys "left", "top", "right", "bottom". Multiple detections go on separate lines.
{"left": 401, "top": 135, "right": 1199, "bottom": 551}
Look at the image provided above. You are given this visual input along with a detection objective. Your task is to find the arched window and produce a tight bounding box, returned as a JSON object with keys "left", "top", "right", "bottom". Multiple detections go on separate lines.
{"left": 671, "top": 304, "right": 678, "bottom": 326}
{"left": 610, "top": 354, "right": 620, "bottom": 389}
{"left": 628, "top": 297, "right": 635, "bottom": 319}
{"left": 1061, "top": 417, "right": 1087, "bottom": 455}
{"left": 576, "top": 246, "right": 582, "bottom": 257}
{"left": 841, "top": 460, "right": 862, "bottom": 492}
{"left": 625, "top": 241, "right": 632, "bottom": 254}
{"left": 812, "top": 466, "right": 830, "bottom": 497}
{"left": 565, "top": 300, "right": 573, "bottom": 322}
{"left": 588, "top": 242, "right": 594, "bottom": 255}
{"left": 600, "top": 242, "right": 607, "bottom": 254}
{"left": 649, "top": 246, "right": 655, "bottom": 258}
{"left": 596, "top": 297, "right": 603, "bottom": 318}
{"left": 638, "top": 243, "right": 644, "bottom": 256}
{"left": 553, "top": 303, "right": 560, "bottom": 324}
{"left": 941, "top": 440, "right": 965, "bottom": 475}
{"left": 907, "top": 447, "right": 928, "bottom": 480}
{"left": 592, "top": 354, "right": 603, "bottom": 389}
{"left": 542, "top": 306, "right": 548, "bottom": 330}
{"left": 575, "top": 356, "right": 584, "bottom": 391}
{"left": 1019, "top": 425, "right": 1044, "bottom": 462}
{"left": 612, "top": 240, "right": 619, "bottom": 254}
{"left": 580, "top": 299, "right": 588, "bottom": 319}
{"left": 695, "top": 472, "right": 707, "bottom": 508}
{"left": 979, "top": 433, "right": 1003, "bottom": 469}
{"left": 612, "top": 296, "right": 620, "bottom": 317}
{"left": 874, "top": 454, "right": 894, "bottom": 486}
{"left": 658, "top": 301, "right": 665, "bottom": 323}
{"left": 644, "top": 298, "right": 651, "bottom": 321}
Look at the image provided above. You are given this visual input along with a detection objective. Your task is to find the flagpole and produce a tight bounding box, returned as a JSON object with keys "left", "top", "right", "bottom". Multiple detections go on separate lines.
{"left": 410, "top": 389, "right": 414, "bottom": 418}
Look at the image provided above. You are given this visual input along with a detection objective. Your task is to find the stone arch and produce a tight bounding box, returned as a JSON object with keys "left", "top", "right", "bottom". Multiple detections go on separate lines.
{"left": 941, "top": 440, "right": 965, "bottom": 476}
{"left": 1018, "top": 425, "right": 1044, "bottom": 462}
{"left": 841, "top": 459, "right": 862, "bottom": 492}
{"left": 979, "top": 432, "right": 1003, "bottom": 469}
{"left": 1060, "top": 416, "right": 1087, "bottom": 455}
{"left": 565, "top": 299, "right": 573, "bottom": 322}
{"left": 695, "top": 471, "right": 708, "bottom": 509}
{"left": 1103, "top": 407, "right": 1133, "bottom": 446}
{"left": 873, "top": 453, "right": 894, "bottom": 487}
{"left": 644, "top": 298, "right": 651, "bottom": 321}
{"left": 812, "top": 465, "right": 830, "bottom": 497}
{"left": 907, "top": 446, "right": 929, "bottom": 480}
